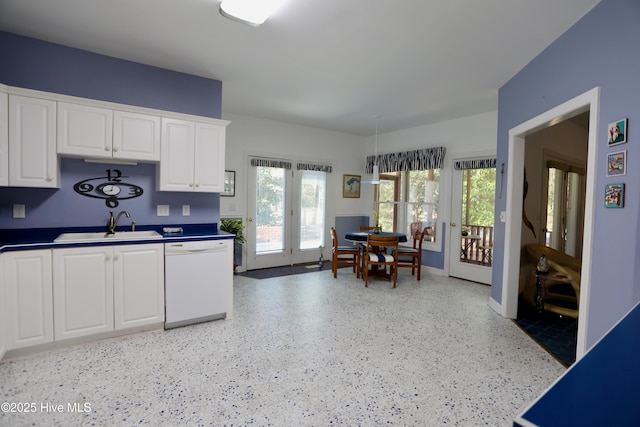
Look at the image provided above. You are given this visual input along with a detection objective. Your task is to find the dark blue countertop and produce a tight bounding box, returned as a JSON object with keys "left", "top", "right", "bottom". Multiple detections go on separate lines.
{"left": 0, "top": 223, "right": 234, "bottom": 253}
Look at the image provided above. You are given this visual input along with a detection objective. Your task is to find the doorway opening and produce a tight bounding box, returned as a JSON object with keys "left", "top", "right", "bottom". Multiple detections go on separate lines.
{"left": 501, "top": 87, "right": 599, "bottom": 360}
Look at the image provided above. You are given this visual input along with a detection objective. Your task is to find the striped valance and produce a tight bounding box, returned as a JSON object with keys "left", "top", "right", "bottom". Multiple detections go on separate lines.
{"left": 546, "top": 160, "right": 586, "bottom": 175}
{"left": 365, "top": 147, "right": 446, "bottom": 173}
{"left": 454, "top": 157, "right": 497, "bottom": 170}
{"left": 296, "top": 163, "right": 333, "bottom": 173}
{"left": 250, "top": 158, "right": 292, "bottom": 169}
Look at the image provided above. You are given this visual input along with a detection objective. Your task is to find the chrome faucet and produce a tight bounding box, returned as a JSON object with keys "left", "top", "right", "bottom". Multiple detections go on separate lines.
{"left": 107, "top": 210, "right": 130, "bottom": 235}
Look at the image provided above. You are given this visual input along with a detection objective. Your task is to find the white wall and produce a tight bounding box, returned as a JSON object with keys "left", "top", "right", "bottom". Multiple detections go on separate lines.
{"left": 221, "top": 113, "right": 368, "bottom": 220}
{"left": 222, "top": 111, "right": 498, "bottom": 240}
{"left": 370, "top": 110, "right": 499, "bottom": 221}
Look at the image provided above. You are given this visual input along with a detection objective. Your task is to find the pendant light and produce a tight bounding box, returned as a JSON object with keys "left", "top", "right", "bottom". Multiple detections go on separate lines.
{"left": 364, "top": 116, "right": 381, "bottom": 184}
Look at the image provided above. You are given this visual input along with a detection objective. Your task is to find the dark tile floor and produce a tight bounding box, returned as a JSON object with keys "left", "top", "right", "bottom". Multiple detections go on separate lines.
{"left": 515, "top": 303, "right": 578, "bottom": 367}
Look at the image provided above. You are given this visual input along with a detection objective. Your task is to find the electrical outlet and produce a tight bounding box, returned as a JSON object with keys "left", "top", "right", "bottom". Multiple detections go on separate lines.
{"left": 182, "top": 205, "right": 190, "bottom": 216}
{"left": 13, "top": 204, "right": 26, "bottom": 218}
{"left": 157, "top": 205, "right": 170, "bottom": 216}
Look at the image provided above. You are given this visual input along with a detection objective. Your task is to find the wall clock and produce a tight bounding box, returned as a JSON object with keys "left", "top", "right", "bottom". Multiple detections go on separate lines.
{"left": 73, "top": 169, "right": 144, "bottom": 208}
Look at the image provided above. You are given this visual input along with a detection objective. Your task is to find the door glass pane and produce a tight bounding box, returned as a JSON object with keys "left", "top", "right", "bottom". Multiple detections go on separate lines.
{"left": 256, "top": 166, "right": 285, "bottom": 254}
{"left": 299, "top": 170, "right": 326, "bottom": 250}
{"left": 460, "top": 168, "right": 495, "bottom": 265}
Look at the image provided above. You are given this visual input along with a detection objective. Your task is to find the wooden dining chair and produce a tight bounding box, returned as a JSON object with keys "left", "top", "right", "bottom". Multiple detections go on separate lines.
{"left": 330, "top": 227, "right": 360, "bottom": 279}
{"left": 394, "top": 227, "right": 428, "bottom": 280}
{"left": 363, "top": 234, "right": 399, "bottom": 288}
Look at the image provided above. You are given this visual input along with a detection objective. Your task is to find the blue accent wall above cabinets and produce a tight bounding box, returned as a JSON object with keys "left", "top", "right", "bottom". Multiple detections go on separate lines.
{"left": 0, "top": 31, "right": 222, "bottom": 118}
{"left": 0, "top": 31, "right": 224, "bottom": 229}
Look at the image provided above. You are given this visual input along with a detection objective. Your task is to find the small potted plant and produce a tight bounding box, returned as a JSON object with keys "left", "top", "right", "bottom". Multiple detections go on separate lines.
{"left": 220, "top": 219, "right": 246, "bottom": 271}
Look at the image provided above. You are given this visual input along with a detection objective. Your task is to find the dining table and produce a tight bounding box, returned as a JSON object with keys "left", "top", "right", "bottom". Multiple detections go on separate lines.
{"left": 344, "top": 231, "right": 408, "bottom": 243}
{"left": 345, "top": 231, "right": 408, "bottom": 280}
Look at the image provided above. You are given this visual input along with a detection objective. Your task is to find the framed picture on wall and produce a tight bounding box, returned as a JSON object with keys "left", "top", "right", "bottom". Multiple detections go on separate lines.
{"left": 222, "top": 170, "right": 235, "bottom": 197}
{"left": 604, "top": 183, "right": 625, "bottom": 208}
{"left": 607, "top": 150, "right": 627, "bottom": 177}
{"left": 607, "top": 118, "right": 628, "bottom": 146}
{"left": 343, "top": 174, "right": 361, "bottom": 198}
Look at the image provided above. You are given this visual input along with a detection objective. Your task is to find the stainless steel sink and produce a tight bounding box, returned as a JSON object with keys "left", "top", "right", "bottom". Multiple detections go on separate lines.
{"left": 54, "top": 230, "right": 163, "bottom": 243}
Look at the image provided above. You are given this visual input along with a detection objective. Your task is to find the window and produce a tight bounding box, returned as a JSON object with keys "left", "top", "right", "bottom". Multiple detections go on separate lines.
{"left": 375, "top": 169, "right": 441, "bottom": 247}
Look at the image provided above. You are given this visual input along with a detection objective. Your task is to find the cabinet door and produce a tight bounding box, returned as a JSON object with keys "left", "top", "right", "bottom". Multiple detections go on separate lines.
{"left": 113, "top": 110, "right": 161, "bottom": 161}
{"left": 158, "top": 118, "right": 194, "bottom": 191}
{"left": 113, "top": 244, "right": 164, "bottom": 330}
{"left": 0, "top": 92, "right": 8, "bottom": 186}
{"left": 57, "top": 102, "right": 113, "bottom": 158}
{"left": 8, "top": 95, "right": 58, "bottom": 188}
{"left": 3, "top": 250, "right": 54, "bottom": 349}
{"left": 194, "top": 122, "right": 226, "bottom": 193}
{"left": 53, "top": 247, "right": 114, "bottom": 340}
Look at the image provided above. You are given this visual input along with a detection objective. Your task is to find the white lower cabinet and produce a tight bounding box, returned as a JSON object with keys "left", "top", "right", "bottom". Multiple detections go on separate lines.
{"left": 113, "top": 244, "right": 164, "bottom": 330}
{"left": 2, "top": 250, "right": 54, "bottom": 350}
{"left": 53, "top": 243, "right": 164, "bottom": 341}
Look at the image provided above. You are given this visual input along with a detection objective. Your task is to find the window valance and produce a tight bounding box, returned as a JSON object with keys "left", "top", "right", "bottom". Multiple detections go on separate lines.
{"left": 365, "top": 147, "right": 446, "bottom": 173}
{"left": 296, "top": 163, "right": 332, "bottom": 173}
{"left": 250, "top": 158, "right": 292, "bottom": 169}
{"left": 454, "top": 158, "right": 497, "bottom": 170}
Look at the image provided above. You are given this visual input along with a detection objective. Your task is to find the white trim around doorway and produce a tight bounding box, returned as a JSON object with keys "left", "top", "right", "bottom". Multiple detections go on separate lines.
{"left": 500, "top": 87, "right": 600, "bottom": 361}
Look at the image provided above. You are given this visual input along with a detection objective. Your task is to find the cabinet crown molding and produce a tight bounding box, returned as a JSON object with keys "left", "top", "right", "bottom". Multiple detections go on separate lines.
{"left": 2, "top": 85, "right": 229, "bottom": 127}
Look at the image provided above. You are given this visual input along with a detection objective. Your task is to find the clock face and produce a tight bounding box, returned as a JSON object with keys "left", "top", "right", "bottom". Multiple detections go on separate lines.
{"left": 98, "top": 184, "right": 121, "bottom": 196}
{"left": 73, "top": 169, "right": 144, "bottom": 208}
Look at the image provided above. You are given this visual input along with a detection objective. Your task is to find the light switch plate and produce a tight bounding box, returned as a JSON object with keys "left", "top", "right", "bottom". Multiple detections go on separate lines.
{"left": 182, "top": 205, "right": 190, "bottom": 216}
{"left": 157, "top": 205, "right": 170, "bottom": 216}
{"left": 13, "top": 204, "right": 26, "bottom": 218}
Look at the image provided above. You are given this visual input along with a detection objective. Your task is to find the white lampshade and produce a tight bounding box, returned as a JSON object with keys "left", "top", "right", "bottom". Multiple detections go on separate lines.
{"left": 371, "top": 164, "right": 380, "bottom": 184}
{"left": 219, "top": 0, "right": 285, "bottom": 26}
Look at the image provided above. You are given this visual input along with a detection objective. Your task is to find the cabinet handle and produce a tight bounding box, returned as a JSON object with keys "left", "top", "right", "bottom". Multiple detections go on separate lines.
{"left": 195, "top": 183, "right": 200, "bottom": 188}
{"left": 113, "top": 147, "right": 119, "bottom": 152}
{"left": 105, "top": 255, "right": 111, "bottom": 261}
{"left": 113, "top": 254, "right": 120, "bottom": 261}
{"left": 46, "top": 176, "right": 53, "bottom": 182}
{"left": 104, "top": 147, "right": 110, "bottom": 152}
{"left": 451, "top": 222, "right": 457, "bottom": 227}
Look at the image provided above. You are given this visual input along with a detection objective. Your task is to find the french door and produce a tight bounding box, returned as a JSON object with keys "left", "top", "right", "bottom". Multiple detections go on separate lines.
{"left": 448, "top": 159, "right": 495, "bottom": 284}
{"left": 246, "top": 158, "right": 327, "bottom": 270}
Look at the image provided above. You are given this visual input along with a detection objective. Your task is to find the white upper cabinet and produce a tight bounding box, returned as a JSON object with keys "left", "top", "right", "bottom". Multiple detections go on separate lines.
{"left": 57, "top": 102, "right": 113, "bottom": 158}
{"left": 57, "top": 102, "right": 160, "bottom": 161}
{"left": 8, "top": 95, "right": 59, "bottom": 188}
{"left": 0, "top": 91, "right": 8, "bottom": 186}
{"left": 113, "top": 110, "right": 161, "bottom": 161}
{"left": 158, "top": 118, "right": 226, "bottom": 192}
{"left": 194, "top": 122, "right": 226, "bottom": 193}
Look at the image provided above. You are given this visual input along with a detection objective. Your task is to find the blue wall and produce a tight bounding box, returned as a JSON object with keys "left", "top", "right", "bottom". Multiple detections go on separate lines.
{"left": 0, "top": 31, "right": 223, "bottom": 229}
{"left": 493, "top": 0, "right": 640, "bottom": 347}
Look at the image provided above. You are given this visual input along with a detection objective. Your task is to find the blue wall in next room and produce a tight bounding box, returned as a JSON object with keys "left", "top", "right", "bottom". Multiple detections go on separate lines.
{"left": 0, "top": 31, "right": 223, "bottom": 230}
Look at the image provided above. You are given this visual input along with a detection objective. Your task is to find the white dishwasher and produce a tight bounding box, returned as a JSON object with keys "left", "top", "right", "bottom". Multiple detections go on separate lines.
{"left": 164, "top": 240, "right": 230, "bottom": 329}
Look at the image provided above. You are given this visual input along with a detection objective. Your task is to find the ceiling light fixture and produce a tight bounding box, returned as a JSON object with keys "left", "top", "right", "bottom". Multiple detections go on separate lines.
{"left": 219, "top": 0, "right": 285, "bottom": 26}
{"left": 363, "top": 116, "right": 381, "bottom": 184}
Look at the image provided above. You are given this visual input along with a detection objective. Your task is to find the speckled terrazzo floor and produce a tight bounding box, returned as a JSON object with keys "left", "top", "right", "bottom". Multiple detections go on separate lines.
{"left": 1, "top": 269, "right": 565, "bottom": 426}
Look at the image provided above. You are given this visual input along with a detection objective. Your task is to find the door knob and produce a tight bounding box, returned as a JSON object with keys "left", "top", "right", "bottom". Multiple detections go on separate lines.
{"left": 451, "top": 222, "right": 457, "bottom": 227}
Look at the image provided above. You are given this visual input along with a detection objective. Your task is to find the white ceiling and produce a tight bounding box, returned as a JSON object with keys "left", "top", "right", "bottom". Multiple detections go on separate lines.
{"left": 0, "top": 0, "right": 600, "bottom": 135}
